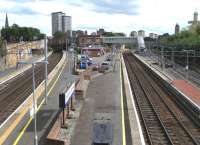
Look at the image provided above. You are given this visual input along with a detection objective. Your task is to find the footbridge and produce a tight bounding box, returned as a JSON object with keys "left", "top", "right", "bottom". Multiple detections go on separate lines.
{"left": 101, "top": 36, "right": 146, "bottom": 50}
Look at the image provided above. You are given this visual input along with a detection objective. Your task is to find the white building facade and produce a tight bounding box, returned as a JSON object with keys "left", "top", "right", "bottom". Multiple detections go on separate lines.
{"left": 62, "top": 16, "right": 72, "bottom": 37}
{"left": 51, "top": 12, "right": 72, "bottom": 37}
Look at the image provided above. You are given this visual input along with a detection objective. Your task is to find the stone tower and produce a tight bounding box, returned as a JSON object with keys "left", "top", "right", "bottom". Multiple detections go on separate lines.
{"left": 188, "top": 11, "right": 200, "bottom": 25}
{"left": 175, "top": 23, "right": 180, "bottom": 35}
{"left": 5, "top": 13, "right": 9, "bottom": 28}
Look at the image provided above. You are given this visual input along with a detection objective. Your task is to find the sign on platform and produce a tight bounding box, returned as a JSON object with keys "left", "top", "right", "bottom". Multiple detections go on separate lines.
{"left": 59, "top": 82, "right": 75, "bottom": 108}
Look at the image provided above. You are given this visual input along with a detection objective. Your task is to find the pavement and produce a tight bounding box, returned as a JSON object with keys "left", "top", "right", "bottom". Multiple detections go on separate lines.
{"left": 3, "top": 52, "right": 78, "bottom": 145}
{"left": 70, "top": 53, "right": 124, "bottom": 145}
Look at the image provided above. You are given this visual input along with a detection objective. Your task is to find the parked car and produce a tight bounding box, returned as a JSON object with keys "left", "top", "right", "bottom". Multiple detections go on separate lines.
{"left": 101, "top": 62, "right": 109, "bottom": 70}
{"left": 79, "top": 61, "right": 87, "bottom": 69}
{"left": 79, "top": 55, "right": 93, "bottom": 66}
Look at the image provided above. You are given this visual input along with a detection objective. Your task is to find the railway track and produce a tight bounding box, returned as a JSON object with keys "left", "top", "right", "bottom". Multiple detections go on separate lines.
{"left": 123, "top": 52, "right": 200, "bottom": 145}
{"left": 0, "top": 52, "right": 62, "bottom": 125}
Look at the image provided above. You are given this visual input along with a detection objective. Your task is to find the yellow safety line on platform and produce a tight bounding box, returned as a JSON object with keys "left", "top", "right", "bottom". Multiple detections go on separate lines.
{"left": 13, "top": 61, "right": 66, "bottom": 145}
{"left": 120, "top": 58, "right": 127, "bottom": 145}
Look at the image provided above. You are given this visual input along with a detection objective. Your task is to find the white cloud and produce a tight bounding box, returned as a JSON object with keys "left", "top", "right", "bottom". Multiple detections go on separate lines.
{"left": 0, "top": 0, "right": 200, "bottom": 36}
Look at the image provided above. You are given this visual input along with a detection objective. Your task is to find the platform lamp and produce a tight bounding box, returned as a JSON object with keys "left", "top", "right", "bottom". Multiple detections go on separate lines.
{"left": 44, "top": 35, "right": 48, "bottom": 104}
{"left": 18, "top": 60, "right": 48, "bottom": 145}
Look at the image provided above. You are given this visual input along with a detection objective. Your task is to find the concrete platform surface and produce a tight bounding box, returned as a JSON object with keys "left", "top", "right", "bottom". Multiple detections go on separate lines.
{"left": 70, "top": 55, "right": 123, "bottom": 145}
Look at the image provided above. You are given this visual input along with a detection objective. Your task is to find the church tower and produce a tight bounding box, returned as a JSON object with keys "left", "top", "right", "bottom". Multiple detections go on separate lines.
{"left": 188, "top": 11, "right": 200, "bottom": 25}
{"left": 175, "top": 23, "right": 180, "bottom": 35}
{"left": 5, "top": 13, "right": 9, "bottom": 28}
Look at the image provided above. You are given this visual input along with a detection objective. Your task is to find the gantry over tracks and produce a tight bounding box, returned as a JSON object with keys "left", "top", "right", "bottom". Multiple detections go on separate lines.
{"left": 123, "top": 52, "right": 200, "bottom": 145}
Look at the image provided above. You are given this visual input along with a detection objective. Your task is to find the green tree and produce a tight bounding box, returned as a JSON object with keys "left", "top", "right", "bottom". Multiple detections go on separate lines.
{"left": 1, "top": 24, "right": 45, "bottom": 42}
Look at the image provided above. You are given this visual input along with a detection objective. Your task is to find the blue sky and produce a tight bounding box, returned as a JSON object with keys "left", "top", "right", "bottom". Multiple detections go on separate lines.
{"left": 0, "top": 0, "right": 199, "bottom": 36}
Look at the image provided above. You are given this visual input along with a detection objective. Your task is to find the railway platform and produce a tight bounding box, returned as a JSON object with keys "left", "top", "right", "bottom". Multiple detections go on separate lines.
{"left": 3, "top": 54, "right": 78, "bottom": 145}
{"left": 70, "top": 52, "right": 138, "bottom": 145}
{"left": 134, "top": 52, "right": 200, "bottom": 109}
{"left": 70, "top": 54, "right": 123, "bottom": 145}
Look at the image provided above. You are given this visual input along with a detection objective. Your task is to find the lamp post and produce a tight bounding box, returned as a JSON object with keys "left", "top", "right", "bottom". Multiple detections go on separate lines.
{"left": 44, "top": 35, "right": 48, "bottom": 104}
{"left": 32, "top": 63, "right": 37, "bottom": 145}
{"left": 183, "top": 50, "right": 194, "bottom": 81}
{"left": 18, "top": 60, "right": 48, "bottom": 145}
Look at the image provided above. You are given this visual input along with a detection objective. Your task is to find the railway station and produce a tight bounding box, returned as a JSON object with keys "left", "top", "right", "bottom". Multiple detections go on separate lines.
{"left": 1, "top": 3, "right": 200, "bottom": 145}
{"left": 0, "top": 33, "right": 200, "bottom": 145}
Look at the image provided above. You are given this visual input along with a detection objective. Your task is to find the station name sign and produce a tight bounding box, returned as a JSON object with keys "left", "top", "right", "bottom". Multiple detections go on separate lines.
{"left": 59, "top": 82, "right": 75, "bottom": 108}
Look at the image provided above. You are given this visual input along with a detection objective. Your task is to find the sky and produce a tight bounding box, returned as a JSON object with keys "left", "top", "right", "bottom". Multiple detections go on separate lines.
{"left": 0, "top": 0, "right": 200, "bottom": 36}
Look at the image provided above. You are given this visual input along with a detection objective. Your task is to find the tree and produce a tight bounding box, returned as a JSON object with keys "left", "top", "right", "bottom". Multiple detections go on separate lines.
{"left": 1, "top": 24, "right": 45, "bottom": 42}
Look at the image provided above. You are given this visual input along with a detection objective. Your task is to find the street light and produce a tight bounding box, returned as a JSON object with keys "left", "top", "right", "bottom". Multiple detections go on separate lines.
{"left": 18, "top": 60, "right": 48, "bottom": 145}
{"left": 183, "top": 49, "right": 194, "bottom": 81}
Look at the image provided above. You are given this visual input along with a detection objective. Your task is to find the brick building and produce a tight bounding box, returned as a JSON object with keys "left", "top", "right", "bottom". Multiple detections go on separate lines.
{"left": 77, "top": 34, "right": 102, "bottom": 47}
